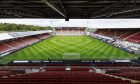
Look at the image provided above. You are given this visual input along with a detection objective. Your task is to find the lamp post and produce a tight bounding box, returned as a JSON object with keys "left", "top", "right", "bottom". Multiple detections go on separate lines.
{"left": 48, "top": 20, "right": 60, "bottom": 34}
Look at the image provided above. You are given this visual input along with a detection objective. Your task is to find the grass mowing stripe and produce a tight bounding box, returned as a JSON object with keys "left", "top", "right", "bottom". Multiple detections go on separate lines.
{"left": 39, "top": 43, "right": 63, "bottom": 55}
{"left": 0, "top": 35, "right": 137, "bottom": 64}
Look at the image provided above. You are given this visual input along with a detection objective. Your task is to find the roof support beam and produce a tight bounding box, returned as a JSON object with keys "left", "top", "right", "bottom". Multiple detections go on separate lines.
{"left": 58, "top": 0, "right": 69, "bottom": 21}
{"left": 58, "top": 0, "right": 67, "bottom": 14}
{"left": 90, "top": 0, "right": 125, "bottom": 18}
{"left": 91, "top": 0, "right": 140, "bottom": 18}
{"left": 97, "top": 7, "right": 140, "bottom": 18}
{"left": 0, "top": 3, "right": 43, "bottom": 18}
{"left": 41, "top": 0, "right": 68, "bottom": 21}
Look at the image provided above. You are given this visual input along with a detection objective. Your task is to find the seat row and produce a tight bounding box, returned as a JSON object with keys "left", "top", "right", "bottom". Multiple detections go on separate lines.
{"left": 0, "top": 71, "right": 131, "bottom": 84}
{"left": 94, "top": 29, "right": 140, "bottom": 44}
{"left": 0, "top": 33, "right": 50, "bottom": 55}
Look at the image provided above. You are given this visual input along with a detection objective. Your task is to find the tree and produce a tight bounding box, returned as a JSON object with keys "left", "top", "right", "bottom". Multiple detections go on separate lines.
{"left": 0, "top": 23, "right": 52, "bottom": 31}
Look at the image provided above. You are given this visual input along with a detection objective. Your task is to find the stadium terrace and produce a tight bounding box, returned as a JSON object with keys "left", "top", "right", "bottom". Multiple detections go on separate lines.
{"left": 1, "top": 0, "right": 140, "bottom": 84}
{"left": 0, "top": 25, "right": 140, "bottom": 84}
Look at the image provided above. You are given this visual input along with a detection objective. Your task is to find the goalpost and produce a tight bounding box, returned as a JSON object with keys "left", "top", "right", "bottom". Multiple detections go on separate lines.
{"left": 63, "top": 53, "right": 80, "bottom": 60}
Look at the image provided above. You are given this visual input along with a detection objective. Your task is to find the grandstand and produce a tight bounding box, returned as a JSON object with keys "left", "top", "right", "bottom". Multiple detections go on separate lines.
{"left": 93, "top": 29, "right": 140, "bottom": 54}
{"left": 55, "top": 27, "right": 86, "bottom": 35}
{"left": 1, "top": 0, "right": 140, "bottom": 83}
{"left": 0, "top": 27, "right": 140, "bottom": 84}
{"left": 0, "top": 30, "right": 52, "bottom": 57}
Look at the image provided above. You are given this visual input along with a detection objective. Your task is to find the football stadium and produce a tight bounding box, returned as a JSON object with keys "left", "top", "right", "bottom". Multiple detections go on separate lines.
{"left": 0, "top": 0, "right": 140, "bottom": 84}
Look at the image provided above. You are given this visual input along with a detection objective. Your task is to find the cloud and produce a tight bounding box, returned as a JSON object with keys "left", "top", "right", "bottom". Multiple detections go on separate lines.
{"left": 0, "top": 19, "right": 140, "bottom": 28}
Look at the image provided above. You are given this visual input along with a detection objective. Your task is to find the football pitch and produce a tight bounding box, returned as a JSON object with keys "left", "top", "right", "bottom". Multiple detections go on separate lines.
{"left": 0, "top": 35, "right": 137, "bottom": 64}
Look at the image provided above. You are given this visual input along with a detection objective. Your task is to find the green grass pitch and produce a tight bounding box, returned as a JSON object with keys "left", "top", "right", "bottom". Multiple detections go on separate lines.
{"left": 0, "top": 35, "right": 137, "bottom": 64}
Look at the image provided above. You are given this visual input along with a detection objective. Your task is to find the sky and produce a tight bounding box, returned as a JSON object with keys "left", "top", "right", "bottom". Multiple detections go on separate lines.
{"left": 0, "top": 19, "right": 140, "bottom": 29}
